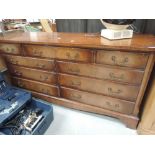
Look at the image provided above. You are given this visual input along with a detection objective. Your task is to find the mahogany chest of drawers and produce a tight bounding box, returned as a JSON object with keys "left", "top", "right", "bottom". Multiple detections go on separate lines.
{"left": 0, "top": 32, "right": 155, "bottom": 129}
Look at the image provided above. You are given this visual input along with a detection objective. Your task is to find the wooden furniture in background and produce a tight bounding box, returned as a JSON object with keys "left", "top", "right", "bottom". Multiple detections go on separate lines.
{"left": 137, "top": 65, "right": 155, "bottom": 134}
{"left": 49, "top": 20, "right": 57, "bottom": 32}
{"left": 0, "top": 32, "right": 155, "bottom": 129}
{"left": 40, "top": 19, "right": 56, "bottom": 32}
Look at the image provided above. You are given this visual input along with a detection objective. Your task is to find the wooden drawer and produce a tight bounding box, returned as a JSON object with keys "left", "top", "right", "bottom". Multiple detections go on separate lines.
{"left": 12, "top": 77, "right": 59, "bottom": 97}
{"left": 57, "top": 61, "right": 144, "bottom": 85}
{"left": 96, "top": 50, "right": 148, "bottom": 69}
{"left": 0, "top": 43, "right": 21, "bottom": 55}
{"left": 23, "top": 45, "right": 93, "bottom": 62}
{"left": 8, "top": 65, "right": 57, "bottom": 84}
{"left": 61, "top": 87, "right": 135, "bottom": 114}
{"left": 0, "top": 56, "right": 7, "bottom": 71}
{"left": 59, "top": 74, "right": 139, "bottom": 101}
{"left": 4, "top": 55, "right": 55, "bottom": 71}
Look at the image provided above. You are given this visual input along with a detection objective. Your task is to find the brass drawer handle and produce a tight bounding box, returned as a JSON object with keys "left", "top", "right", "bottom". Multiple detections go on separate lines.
{"left": 106, "top": 101, "right": 120, "bottom": 109}
{"left": 71, "top": 81, "right": 81, "bottom": 87}
{"left": 5, "top": 47, "right": 11, "bottom": 53}
{"left": 66, "top": 52, "right": 80, "bottom": 60}
{"left": 17, "top": 81, "right": 25, "bottom": 87}
{"left": 108, "top": 87, "right": 122, "bottom": 95}
{"left": 111, "top": 56, "right": 128, "bottom": 65}
{"left": 39, "top": 75, "right": 49, "bottom": 81}
{"left": 70, "top": 93, "right": 82, "bottom": 100}
{"left": 33, "top": 50, "right": 42, "bottom": 56}
{"left": 41, "top": 88, "right": 50, "bottom": 95}
{"left": 0, "top": 46, "right": 15, "bottom": 53}
{"left": 4, "top": 47, "right": 15, "bottom": 53}
{"left": 109, "top": 72, "right": 124, "bottom": 80}
{"left": 14, "top": 70, "right": 22, "bottom": 76}
{"left": 36, "top": 63, "right": 46, "bottom": 69}
{"left": 10, "top": 58, "right": 19, "bottom": 65}
{"left": 11, "top": 48, "right": 15, "bottom": 52}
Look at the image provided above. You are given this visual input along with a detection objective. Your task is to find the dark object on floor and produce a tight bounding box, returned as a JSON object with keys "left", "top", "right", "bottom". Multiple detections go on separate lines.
{"left": 0, "top": 73, "right": 31, "bottom": 126}
{"left": 0, "top": 71, "right": 53, "bottom": 135}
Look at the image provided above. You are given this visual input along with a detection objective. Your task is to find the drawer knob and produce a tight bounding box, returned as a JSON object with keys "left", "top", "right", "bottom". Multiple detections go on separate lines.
{"left": 108, "top": 87, "right": 122, "bottom": 95}
{"left": 111, "top": 56, "right": 128, "bottom": 65}
{"left": 70, "top": 93, "right": 82, "bottom": 100}
{"left": 109, "top": 72, "right": 124, "bottom": 81}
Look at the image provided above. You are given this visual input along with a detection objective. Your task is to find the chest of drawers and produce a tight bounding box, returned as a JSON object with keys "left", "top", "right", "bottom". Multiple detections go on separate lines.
{"left": 0, "top": 32, "right": 155, "bottom": 129}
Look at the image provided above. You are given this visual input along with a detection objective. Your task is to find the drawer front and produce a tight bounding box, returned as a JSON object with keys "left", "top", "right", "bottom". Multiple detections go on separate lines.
{"left": 12, "top": 77, "right": 59, "bottom": 97}
{"left": 58, "top": 61, "right": 144, "bottom": 85}
{"left": 59, "top": 74, "right": 139, "bottom": 101}
{"left": 4, "top": 55, "right": 55, "bottom": 71}
{"left": 8, "top": 65, "right": 57, "bottom": 84}
{"left": 0, "top": 43, "right": 21, "bottom": 55}
{"left": 61, "top": 87, "right": 134, "bottom": 114}
{"left": 96, "top": 50, "right": 148, "bottom": 69}
{"left": 0, "top": 56, "right": 7, "bottom": 71}
{"left": 23, "top": 45, "right": 93, "bottom": 62}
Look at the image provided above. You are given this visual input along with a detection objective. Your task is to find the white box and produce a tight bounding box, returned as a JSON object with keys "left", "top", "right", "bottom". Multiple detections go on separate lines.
{"left": 101, "top": 29, "right": 133, "bottom": 40}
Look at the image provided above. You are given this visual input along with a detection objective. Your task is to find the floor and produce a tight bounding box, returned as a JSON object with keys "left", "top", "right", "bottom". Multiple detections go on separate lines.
{"left": 45, "top": 104, "right": 137, "bottom": 135}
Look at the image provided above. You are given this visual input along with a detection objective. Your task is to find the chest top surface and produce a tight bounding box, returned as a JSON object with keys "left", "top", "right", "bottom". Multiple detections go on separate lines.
{"left": 0, "top": 32, "right": 155, "bottom": 52}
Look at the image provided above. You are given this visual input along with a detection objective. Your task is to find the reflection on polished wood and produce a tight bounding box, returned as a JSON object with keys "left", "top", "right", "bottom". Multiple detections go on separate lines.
{"left": 0, "top": 32, "right": 155, "bottom": 52}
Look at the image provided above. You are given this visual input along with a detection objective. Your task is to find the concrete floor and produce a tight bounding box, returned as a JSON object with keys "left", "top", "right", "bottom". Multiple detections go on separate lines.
{"left": 45, "top": 104, "right": 137, "bottom": 135}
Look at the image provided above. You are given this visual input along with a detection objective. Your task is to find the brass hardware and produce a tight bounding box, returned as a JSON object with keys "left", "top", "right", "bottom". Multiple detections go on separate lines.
{"left": 70, "top": 93, "right": 82, "bottom": 100}
{"left": 10, "top": 58, "right": 18, "bottom": 65}
{"left": 33, "top": 50, "right": 42, "bottom": 56}
{"left": 11, "top": 48, "right": 15, "bottom": 52}
{"left": 17, "top": 81, "right": 24, "bottom": 87}
{"left": 106, "top": 101, "right": 120, "bottom": 109}
{"left": 74, "top": 53, "right": 80, "bottom": 59}
{"left": 111, "top": 56, "right": 129, "bottom": 65}
{"left": 1, "top": 46, "right": 16, "bottom": 53}
{"left": 36, "top": 63, "right": 45, "bottom": 69}
{"left": 66, "top": 52, "right": 80, "bottom": 60}
{"left": 108, "top": 87, "right": 122, "bottom": 94}
{"left": 109, "top": 72, "right": 124, "bottom": 80}
{"left": 14, "top": 70, "right": 22, "bottom": 76}
{"left": 6, "top": 47, "right": 9, "bottom": 52}
{"left": 66, "top": 52, "right": 72, "bottom": 59}
{"left": 41, "top": 88, "right": 50, "bottom": 95}
{"left": 71, "top": 81, "right": 81, "bottom": 87}
{"left": 40, "top": 75, "right": 49, "bottom": 81}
